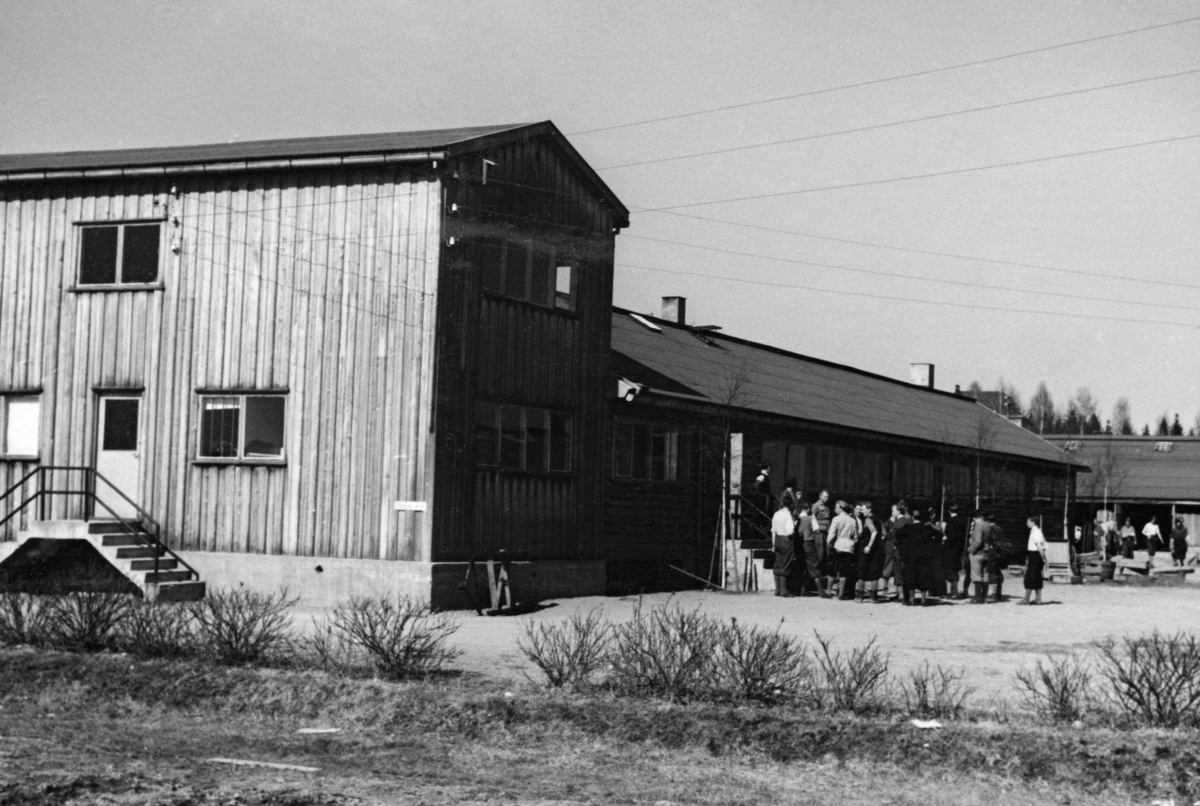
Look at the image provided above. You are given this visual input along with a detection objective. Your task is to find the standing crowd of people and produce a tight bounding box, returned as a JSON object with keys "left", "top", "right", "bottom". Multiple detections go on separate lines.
{"left": 769, "top": 480, "right": 1051, "bottom": 605}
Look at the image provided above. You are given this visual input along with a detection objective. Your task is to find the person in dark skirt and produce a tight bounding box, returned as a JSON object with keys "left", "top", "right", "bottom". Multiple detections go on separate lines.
{"left": 1119, "top": 518, "right": 1136, "bottom": 560}
{"left": 1171, "top": 517, "right": 1190, "bottom": 567}
{"left": 941, "top": 503, "right": 969, "bottom": 599}
{"left": 1018, "top": 516, "right": 1048, "bottom": 605}
{"left": 896, "top": 507, "right": 939, "bottom": 605}
{"left": 854, "top": 501, "right": 884, "bottom": 603}
{"left": 885, "top": 501, "right": 913, "bottom": 603}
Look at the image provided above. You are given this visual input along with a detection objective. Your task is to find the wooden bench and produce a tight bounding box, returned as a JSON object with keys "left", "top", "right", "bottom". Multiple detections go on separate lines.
{"left": 1115, "top": 558, "right": 1151, "bottom": 576}
{"left": 1150, "top": 566, "right": 1195, "bottom": 578}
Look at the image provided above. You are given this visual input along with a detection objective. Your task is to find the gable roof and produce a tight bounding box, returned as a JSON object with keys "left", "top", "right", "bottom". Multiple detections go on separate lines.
{"left": 0, "top": 121, "right": 629, "bottom": 226}
{"left": 612, "top": 307, "right": 1083, "bottom": 468}
{"left": 1045, "top": 436, "right": 1200, "bottom": 501}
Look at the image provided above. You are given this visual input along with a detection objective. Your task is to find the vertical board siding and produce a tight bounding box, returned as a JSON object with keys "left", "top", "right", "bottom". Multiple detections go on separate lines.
{"left": 433, "top": 134, "right": 615, "bottom": 562}
{"left": 0, "top": 169, "right": 441, "bottom": 561}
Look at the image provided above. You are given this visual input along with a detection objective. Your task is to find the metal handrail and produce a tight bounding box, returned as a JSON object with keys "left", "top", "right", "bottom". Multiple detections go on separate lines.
{"left": 0, "top": 465, "right": 198, "bottom": 584}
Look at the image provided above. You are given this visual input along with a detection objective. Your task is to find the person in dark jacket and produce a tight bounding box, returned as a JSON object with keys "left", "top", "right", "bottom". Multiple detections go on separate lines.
{"left": 985, "top": 512, "right": 1006, "bottom": 603}
{"left": 884, "top": 500, "right": 913, "bottom": 603}
{"left": 1171, "top": 517, "right": 1190, "bottom": 567}
{"left": 941, "top": 504, "right": 969, "bottom": 599}
{"left": 895, "top": 507, "right": 939, "bottom": 605}
{"left": 967, "top": 511, "right": 992, "bottom": 604}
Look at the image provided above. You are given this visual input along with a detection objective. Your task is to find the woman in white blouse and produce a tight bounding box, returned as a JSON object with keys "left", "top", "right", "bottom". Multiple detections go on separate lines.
{"left": 1018, "top": 517, "right": 1049, "bottom": 606}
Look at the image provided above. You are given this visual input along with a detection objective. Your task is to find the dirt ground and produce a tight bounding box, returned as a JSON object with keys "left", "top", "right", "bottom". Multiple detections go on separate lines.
{"left": 359, "top": 553, "right": 1200, "bottom": 702}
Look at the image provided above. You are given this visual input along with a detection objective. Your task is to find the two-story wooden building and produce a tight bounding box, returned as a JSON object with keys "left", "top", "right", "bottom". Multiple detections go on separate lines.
{"left": 0, "top": 122, "right": 627, "bottom": 607}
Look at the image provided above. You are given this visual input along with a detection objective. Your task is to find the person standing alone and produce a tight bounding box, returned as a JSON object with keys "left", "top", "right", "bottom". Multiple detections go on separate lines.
{"left": 1018, "top": 517, "right": 1048, "bottom": 606}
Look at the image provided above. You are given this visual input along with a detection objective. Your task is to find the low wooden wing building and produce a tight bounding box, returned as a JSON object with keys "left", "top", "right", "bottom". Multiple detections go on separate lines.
{"left": 605, "top": 301, "right": 1086, "bottom": 592}
{"left": 0, "top": 122, "right": 627, "bottom": 607}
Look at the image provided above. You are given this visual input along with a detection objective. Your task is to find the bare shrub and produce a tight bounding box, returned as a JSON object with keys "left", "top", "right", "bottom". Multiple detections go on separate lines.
{"left": 43, "top": 590, "right": 133, "bottom": 651}
{"left": 1013, "top": 652, "right": 1092, "bottom": 723}
{"left": 808, "top": 632, "right": 891, "bottom": 713}
{"left": 517, "top": 608, "right": 612, "bottom": 689}
{"left": 190, "top": 587, "right": 296, "bottom": 665}
{"left": 1095, "top": 631, "right": 1200, "bottom": 727}
{"left": 607, "top": 600, "right": 722, "bottom": 700}
{"left": 899, "top": 661, "right": 973, "bottom": 719}
{"left": 714, "top": 617, "right": 812, "bottom": 701}
{"left": 118, "top": 601, "right": 195, "bottom": 658}
{"left": 331, "top": 595, "right": 460, "bottom": 680}
{"left": 0, "top": 592, "right": 51, "bottom": 646}
{"left": 295, "top": 616, "right": 371, "bottom": 675}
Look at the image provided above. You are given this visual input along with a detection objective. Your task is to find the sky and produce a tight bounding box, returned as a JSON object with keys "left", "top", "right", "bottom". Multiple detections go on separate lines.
{"left": 2, "top": 0, "right": 1199, "bottom": 432}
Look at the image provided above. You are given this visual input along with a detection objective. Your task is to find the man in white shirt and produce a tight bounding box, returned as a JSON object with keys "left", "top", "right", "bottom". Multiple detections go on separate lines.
{"left": 1142, "top": 516, "right": 1163, "bottom": 560}
{"left": 771, "top": 498, "right": 797, "bottom": 598}
{"left": 1018, "top": 517, "right": 1048, "bottom": 606}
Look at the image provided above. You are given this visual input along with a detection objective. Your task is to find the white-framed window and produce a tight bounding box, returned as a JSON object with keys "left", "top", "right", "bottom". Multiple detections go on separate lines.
{"left": 1, "top": 395, "right": 40, "bottom": 458}
{"left": 77, "top": 221, "right": 162, "bottom": 285}
{"left": 198, "top": 394, "right": 286, "bottom": 461}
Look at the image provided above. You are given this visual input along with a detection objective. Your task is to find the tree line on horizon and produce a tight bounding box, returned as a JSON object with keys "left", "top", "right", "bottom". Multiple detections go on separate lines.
{"left": 965, "top": 379, "right": 1195, "bottom": 438}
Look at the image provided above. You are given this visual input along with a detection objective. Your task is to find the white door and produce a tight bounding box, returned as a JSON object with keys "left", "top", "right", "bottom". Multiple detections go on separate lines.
{"left": 95, "top": 397, "right": 141, "bottom": 520}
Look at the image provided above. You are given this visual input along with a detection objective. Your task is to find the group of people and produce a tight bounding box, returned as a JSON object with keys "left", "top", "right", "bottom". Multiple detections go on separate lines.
{"left": 768, "top": 480, "right": 1051, "bottom": 606}
{"left": 1103, "top": 516, "right": 1191, "bottom": 566}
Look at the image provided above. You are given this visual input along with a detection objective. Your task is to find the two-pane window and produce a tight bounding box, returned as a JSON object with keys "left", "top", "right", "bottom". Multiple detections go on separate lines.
{"left": 78, "top": 222, "right": 162, "bottom": 285}
{"left": 198, "top": 395, "right": 286, "bottom": 461}
{"left": 613, "top": 421, "right": 690, "bottom": 482}
{"left": 476, "top": 401, "right": 571, "bottom": 472}
{"left": 477, "top": 237, "right": 575, "bottom": 311}
{"left": 1, "top": 396, "right": 40, "bottom": 457}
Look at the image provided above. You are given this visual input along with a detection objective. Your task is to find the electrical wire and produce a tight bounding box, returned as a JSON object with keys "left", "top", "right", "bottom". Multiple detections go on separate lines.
{"left": 622, "top": 233, "right": 1200, "bottom": 313}
{"left": 637, "top": 133, "right": 1200, "bottom": 211}
{"left": 567, "top": 15, "right": 1200, "bottom": 136}
{"left": 614, "top": 260, "right": 1200, "bottom": 329}
{"left": 597, "top": 67, "right": 1200, "bottom": 170}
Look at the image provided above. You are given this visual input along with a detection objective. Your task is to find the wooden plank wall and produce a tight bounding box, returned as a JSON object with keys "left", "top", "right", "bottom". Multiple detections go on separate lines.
{"left": 433, "top": 133, "right": 616, "bottom": 562}
{"left": 0, "top": 168, "right": 441, "bottom": 560}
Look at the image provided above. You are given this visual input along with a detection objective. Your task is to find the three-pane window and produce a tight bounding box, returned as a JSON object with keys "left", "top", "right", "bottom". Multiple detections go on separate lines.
{"left": 1, "top": 396, "right": 40, "bottom": 457}
{"left": 78, "top": 222, "right": 162, "bottom": 285}
{"left": 476, "top": 401, "right": 572, "bottom": 472}
{"left": 613, "top": 421, "right": 690, "bottom": 482}
{"left": 477, "top": 237, "right": 575, "bottom": 311}
{"left": 198, "top": 395, "right": 286, "bottom": 460}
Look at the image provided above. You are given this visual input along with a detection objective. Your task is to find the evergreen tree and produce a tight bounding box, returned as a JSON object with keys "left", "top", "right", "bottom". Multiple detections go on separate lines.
{"left": 1142, "top": 424, "right": 1151, "bottom": 436}
{"left": 1086, "top": 413, "right": 1103, "bottom": 435}
{"left": 1104, "top": 419, "right": 1113, "bottom": 435}
{"left": 1112, "top": 398, "right": 1133, "bottom": 436}
{"left": 1171, "top": 414, "right": 1184, "bottom": 437}
{"left": 1156, "top": 414, "right": 1171, "bottom": 436}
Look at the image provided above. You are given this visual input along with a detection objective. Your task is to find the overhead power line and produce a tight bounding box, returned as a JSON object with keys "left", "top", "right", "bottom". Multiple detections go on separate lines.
{"left": 636, "top": 133, "right": 1200, "bottom": 211}
{"left": 640, "top": 209, "right": 1200, "bottom": 294}
{"left": 622, "top": 233, "right": 1200, "bottom": 313}
{"left": 568, "top": 15, "right": 1200, "bottom": 136}
{"left": 615, "top": 260, "right": 1200, "bottom": 329}
{"left": 598, "top": 67, "right": 1200, "bottom": 170}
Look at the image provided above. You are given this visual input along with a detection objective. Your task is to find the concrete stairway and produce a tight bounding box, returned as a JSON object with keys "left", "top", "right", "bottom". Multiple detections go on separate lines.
{"left": 5, "top": 520, "right": 206, "bottom": 601}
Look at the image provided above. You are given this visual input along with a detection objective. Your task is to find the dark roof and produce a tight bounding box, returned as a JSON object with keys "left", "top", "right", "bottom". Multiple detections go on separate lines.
{"left": 612, "top": 308, "right": 1083, "bottom": 468}
{"left": 1045, "top": 436, "right": 1200, "bottom": 501}
{"left": 0, "top": 121, "right": 629, "bottom": 226}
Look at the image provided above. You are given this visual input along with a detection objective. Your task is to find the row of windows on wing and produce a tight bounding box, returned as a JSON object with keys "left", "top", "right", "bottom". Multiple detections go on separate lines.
{"left": 0, "top": 394, "right": 286, "bottom": 462}
{"left": 475, "top": 237, "right": 576, "bottom": 311}
{"left": 475, "top": 401, "right": 573, "bottom": 473}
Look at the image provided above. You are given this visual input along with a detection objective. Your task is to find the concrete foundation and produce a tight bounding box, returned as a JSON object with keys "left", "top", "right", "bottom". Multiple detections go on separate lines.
{"left": 175, "top": 551, "right": 432, "bottom": 610}
{"left": 431, "top": 559, "right": 605, "bottom": 611}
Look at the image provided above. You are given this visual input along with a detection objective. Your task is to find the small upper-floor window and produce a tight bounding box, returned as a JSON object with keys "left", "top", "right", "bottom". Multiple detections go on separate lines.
{"left": 0, "top": 395, "right": 40, "bottom": 458}
{"left": 477, "top": 237, "right": 576, "bottom": 311}
{"left": 78, "top": 222, "right": 162, "bottom": 285}
{"left": 613, "top": 420, "right": 690, "bottom": 482}
{"left": 198, "top": 394, "right": 286, "bottom": 461}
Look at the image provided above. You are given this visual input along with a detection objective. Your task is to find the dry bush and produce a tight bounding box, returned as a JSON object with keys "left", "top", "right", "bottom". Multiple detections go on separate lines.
{"left": 607, "top": 600, "right": 722, "bottom": 700}
{"left": 714, "top": 617, "right": 812, "bottom": 702}
{"left": 808, "top": 632, "right": 891, "bottom": 713}
{"left": 899, "top": 661, "right": 973, "bottom": 719}
{"left": 295, "top": 616, "right": 372, "bottom": 676}
{"left": 190, "top": 587, "right": 297, "bottom": 665}
{"left": 43, "top": 590, "right": 133, "bottom": 652}
{"left": 0, "top": 592, "right": 51, "bottom": 646}
{"left": 118, "top": 600, "right": 196, "bottom": 658}
{"left": 1095, "top": 631, "right": 1200, "bottom": 727}
{"left": 1013, "top": 652, "right": 1093, "bottom": 723}
{"left": 330, "top": 595, "right": 460, "bottom": 680}
{"left": 517, "top": 607, "right": 612, "bottom": 689}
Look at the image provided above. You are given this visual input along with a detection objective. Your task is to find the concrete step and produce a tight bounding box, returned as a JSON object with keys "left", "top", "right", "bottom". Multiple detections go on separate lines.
{"left": 115, "top": 546, "right": 164, "bottom": 559}
{"left": 101, "top": 534, "right": 150, "bottom": 548}
{"left": 144, "top": 570, "right": 193, "bottom": 584}
{"left": 19, "top": 520, "right": 91, "bottom": 540}
{"left": 156, "top": 580, "right": 206, "bottom": 602}
{"left": 129, "top": 558, "right": 178, "bottom": 572}
{"left": 88, "top": 521, "right": 149, "bottom": 535}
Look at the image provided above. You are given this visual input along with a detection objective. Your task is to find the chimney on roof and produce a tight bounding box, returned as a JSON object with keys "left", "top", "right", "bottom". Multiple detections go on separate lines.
{"left": 661, "top": 296, "right": 686, "bottom": 324}
{"left": 910, "top": 363, "right": 935, "bottom": 389}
